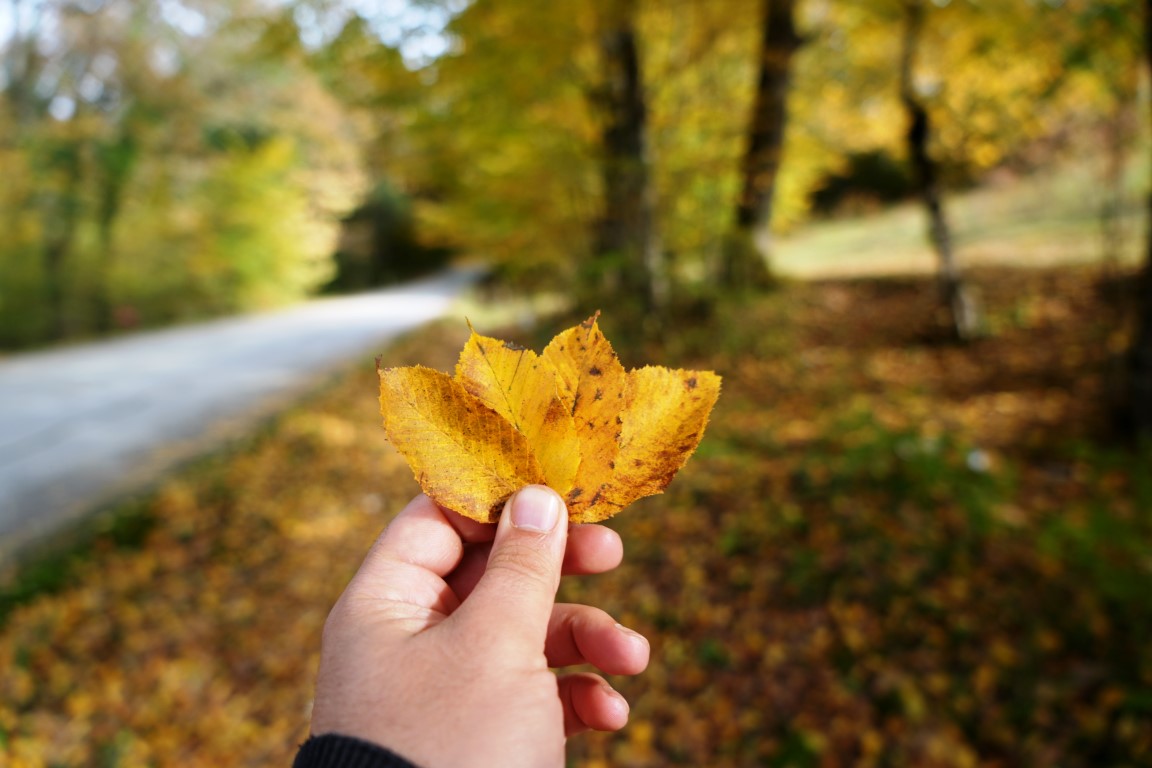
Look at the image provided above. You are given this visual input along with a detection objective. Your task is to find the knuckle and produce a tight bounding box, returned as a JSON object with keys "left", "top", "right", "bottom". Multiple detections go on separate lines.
{"left": 486, "top": 542, "right": 557, "bottom": 588}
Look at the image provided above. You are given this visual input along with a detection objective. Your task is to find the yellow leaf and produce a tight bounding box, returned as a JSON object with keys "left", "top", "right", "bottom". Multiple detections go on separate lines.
{"left": 541, "top": 314, "right": 628, "bottom": 521}
{"left": 378, "top": 317, "right": 719, "bottom": 524}
{"left": 607, "top": 366, "right": 722, "bottom": 510}
{"left": 378, "top": 365, "right": 544, "bottom": 522}
{"left": 455, "top": 327, "right": 580, "bottom": 494}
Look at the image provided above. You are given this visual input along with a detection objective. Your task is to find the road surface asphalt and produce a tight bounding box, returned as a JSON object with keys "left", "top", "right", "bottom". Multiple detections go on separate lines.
{"left": 0, "top": 267, "right": 480, "bottom": 563}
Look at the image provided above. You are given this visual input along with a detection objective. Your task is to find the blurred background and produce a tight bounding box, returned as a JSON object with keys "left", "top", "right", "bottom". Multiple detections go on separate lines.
{"left": 2, "top": 0, "right": 1151, "bottom": 765}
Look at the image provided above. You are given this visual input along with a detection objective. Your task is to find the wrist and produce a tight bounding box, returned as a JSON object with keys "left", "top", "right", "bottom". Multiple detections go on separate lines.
{"left": 294, "top": 733, "right": 421, "bottom": 768}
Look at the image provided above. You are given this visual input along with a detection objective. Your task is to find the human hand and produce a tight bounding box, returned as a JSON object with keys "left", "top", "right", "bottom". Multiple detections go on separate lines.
{"left": 307, "top": 485, "right": 650, "bottom": 767}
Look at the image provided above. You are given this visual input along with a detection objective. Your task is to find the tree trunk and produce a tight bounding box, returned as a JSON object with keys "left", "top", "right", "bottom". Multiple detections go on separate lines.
{"left": 1126, "top": 0, "right": 1152, "bottom": 438}
{"left": 592, "top": 0, "right": 667, "bottom": 312}
{"left": 724, "top": 0, "right": 800, "bottom": 289}
{"left": 43, "top": 144, "right": 83, "bottom": 341}
{"left": 899, "top": 0, "right": 981, "bottom": 342}
{"left": 92, "top": 132, "right": 138, "bottom": 332}
{"left": 1131, "top": 266, "right": 1152, "bottom": 440}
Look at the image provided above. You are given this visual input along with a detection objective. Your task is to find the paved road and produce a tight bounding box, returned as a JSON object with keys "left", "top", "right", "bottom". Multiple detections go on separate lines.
{"left": 0, "top": 268, "right": 480, "bottom": 562}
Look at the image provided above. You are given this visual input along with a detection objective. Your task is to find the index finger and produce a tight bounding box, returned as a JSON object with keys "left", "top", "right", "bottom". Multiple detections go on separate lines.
{"left": 359, "top": 494, "right": 481, "bottom": 579}
{"left": 440, "top": 501, "right": 501, "bottom": 544}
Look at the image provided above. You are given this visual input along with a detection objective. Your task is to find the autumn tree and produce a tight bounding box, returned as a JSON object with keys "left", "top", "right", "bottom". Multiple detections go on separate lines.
{"left": 2, "top": 0, "right": 89, "bottom": 340}
{"left": 723, "top": 0, "right": 801, "bottom": 290}
{"left": 0, "top": 0, "right": 361, "bottom": 348}
{"left": 898, "top": 0, "right": 981, "bottom": 341}
{"left": 586, "top": 0, "right": 666, "bottom": 311}
{"left": 368, "top": 1, "right": 600, "bottom": 287}
{"left": 5, "top": 0, "right": 1138, "bottom": 349}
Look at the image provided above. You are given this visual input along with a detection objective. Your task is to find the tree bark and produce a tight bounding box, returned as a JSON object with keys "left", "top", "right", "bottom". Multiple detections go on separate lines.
{"left": 724, "top": 0, "right": 800, "bottom": 289}
{"left": 92, "top": 131, "right": 138, "bottom": 331}
{"left": 1126, "top": 0, "right": 1152, "bottom": 438}
{"left": 592, "top": 0, "right": 667, "bottom": 312}
{"left": 899, "top": 0, "right": 981, "bottom": 342}
{"left": 43, "top": 144, "right": 83, "bottom": 341}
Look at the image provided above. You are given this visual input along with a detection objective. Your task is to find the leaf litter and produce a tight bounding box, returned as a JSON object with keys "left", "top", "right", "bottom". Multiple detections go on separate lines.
{"left": 2, "top": 267, "right": 1151, "bottom": 767}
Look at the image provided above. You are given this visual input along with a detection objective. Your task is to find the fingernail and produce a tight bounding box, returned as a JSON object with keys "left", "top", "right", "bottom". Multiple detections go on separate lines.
{"left": 617, "top": 621, "right": 645, "bottom": 640}
{"left": 615, "top": 623, "right": 648, "bottom": 644}
{"left": 604, "top": 683, "right": 629, "bottom": 715}
{"left": 510, "top": 486, "right": 561, "bottom": 532}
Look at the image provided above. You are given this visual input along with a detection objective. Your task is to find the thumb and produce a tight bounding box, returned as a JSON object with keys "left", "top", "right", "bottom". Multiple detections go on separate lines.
{"left": 458, "top": 485, "right": 568, "bottom": 654}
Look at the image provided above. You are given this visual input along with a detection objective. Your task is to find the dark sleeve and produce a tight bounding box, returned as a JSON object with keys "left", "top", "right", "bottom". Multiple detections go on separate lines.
{"left": 293, "top": 734, "right": 422, "bottom": 768}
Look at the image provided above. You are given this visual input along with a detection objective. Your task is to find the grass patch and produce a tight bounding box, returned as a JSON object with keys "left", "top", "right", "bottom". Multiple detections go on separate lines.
{"left": 776, "top": 156, "right": 1147, "bottom": 278}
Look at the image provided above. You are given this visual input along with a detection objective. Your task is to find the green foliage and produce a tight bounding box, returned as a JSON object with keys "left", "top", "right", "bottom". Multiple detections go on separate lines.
{"left": 0, "top": 4, "right": 363, "bottom": 349}
{"left": 1037, "top": 443, "right": 1152, "bottom": 609}
{"left": 0, "top": 147, "right": 48, "bottom": 347}
{"left": 798, "top": 412, "right": 1007, "bottom": 532}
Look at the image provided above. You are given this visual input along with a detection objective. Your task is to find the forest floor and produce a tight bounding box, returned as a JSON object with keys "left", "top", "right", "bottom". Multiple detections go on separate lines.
{"left": 2, "top": 263, "right": 1151, "bottom": 767}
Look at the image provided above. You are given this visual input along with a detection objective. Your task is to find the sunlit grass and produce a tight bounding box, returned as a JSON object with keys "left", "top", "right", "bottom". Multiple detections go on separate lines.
{"left": 776, "top": 156, "right": 1148, "bottom": 278}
